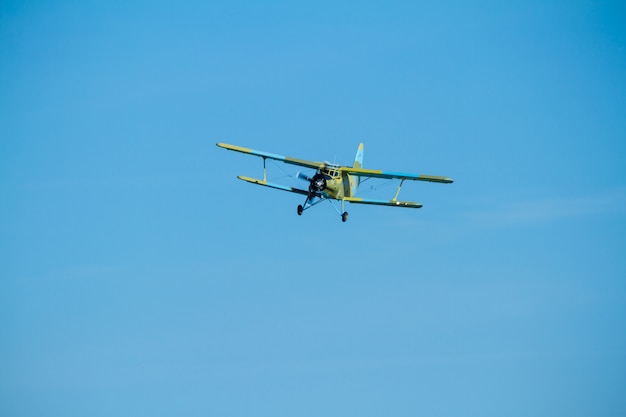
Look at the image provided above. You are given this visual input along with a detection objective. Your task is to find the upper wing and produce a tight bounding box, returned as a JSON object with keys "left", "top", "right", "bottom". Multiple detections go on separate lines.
{"left": 341, "top": 167, "right": 454, "bottom": 183}
{"left": 217, "top": 143, "right": 324, "bottom": 170}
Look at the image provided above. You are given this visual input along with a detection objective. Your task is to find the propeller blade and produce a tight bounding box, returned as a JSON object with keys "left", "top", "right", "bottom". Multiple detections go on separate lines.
{"left": 296, "top": 171, "right": 311, "bottom": 182}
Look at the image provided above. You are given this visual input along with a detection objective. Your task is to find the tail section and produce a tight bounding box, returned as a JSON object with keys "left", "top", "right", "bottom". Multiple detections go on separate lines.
{"left": 350, "top": 143, "right": 364, "bottom": 196}
{"left": 353, "top": 143, "right": 364, "bottom": 169}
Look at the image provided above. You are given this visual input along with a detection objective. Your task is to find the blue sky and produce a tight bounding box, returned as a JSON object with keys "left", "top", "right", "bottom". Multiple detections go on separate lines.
{"left": 1, "top": 1, "right": 625, "bottom": 416}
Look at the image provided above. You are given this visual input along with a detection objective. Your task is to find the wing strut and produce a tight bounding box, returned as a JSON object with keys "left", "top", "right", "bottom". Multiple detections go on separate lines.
{"left": 263, "top": 157, "right": 267, "bottom": 182}
{"left": 392, "top": 179, "right": 405, "bottom": 202}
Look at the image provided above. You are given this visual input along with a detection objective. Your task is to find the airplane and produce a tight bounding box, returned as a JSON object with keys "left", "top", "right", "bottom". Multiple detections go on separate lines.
{"left": 217, "top": 142, "right": 453, "bottom": 222}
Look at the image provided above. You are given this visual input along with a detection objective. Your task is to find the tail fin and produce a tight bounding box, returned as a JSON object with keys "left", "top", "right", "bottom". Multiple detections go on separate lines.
{"left": 353, "top": 143, "right": 364, "bottom": 169}
{"left": 351, "top": 143, "right": 364, "bottom": 195}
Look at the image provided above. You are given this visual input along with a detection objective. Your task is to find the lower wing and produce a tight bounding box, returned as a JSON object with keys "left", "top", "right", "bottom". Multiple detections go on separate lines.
{"left": 237, "top": 176, "right": 422, "bottom": 207}
{"left": 343, "top": 197, "right": 422, "bottom": 208}
{"left": 237, "top": 176, "right": 309, "bottom": 196}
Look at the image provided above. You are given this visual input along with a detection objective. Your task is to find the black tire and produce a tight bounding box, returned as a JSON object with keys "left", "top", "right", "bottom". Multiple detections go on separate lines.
{"left": 341, "top": 212, "right": 348, "bottom": 222}
{"left": 297, "top": 205, "right": 303, "bottom": 216}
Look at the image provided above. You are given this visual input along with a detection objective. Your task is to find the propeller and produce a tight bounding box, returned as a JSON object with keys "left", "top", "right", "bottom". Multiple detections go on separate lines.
{"left": 296, "top": 171, "right": 326, "bottom": 195}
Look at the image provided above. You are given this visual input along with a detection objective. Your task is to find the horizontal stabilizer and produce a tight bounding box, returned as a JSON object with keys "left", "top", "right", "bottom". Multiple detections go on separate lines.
{"left": 343, "top": 197, "right": 422, "bottom": 208}
{"left": 237, "top": 176, "right": 309, "bottom": 196}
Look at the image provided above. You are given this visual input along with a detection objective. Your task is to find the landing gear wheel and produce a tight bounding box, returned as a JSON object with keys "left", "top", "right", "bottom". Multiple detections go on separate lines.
{"left": 341, "top": 211, "right": 349, "bottom": 222}
{"left": 297, "top": 205, "right": 304, "bottom": 216}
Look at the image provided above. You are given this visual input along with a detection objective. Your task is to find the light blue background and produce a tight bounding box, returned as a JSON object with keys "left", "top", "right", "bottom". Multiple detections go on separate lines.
{"left": 2, "top": 1, "right": 625, "bottom": 416}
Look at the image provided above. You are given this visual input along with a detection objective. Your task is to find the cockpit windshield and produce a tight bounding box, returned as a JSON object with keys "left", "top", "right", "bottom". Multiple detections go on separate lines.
{"left": 322, "top": 168, "right": 340, "bottom": 179}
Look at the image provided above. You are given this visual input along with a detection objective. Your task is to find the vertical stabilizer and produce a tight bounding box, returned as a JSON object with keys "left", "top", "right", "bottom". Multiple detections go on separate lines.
{"left": 350, "top": 143, "right": 364, "bottom": 196}
{"left": 353, "top": 143, "right": 364, "bottom": 169}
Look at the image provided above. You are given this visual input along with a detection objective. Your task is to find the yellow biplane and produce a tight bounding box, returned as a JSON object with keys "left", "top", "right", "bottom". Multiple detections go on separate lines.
{"left": 217, "top": 142, "right": 453, "bottom": 222}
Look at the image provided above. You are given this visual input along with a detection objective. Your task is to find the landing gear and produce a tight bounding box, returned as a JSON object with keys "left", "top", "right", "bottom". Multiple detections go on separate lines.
{"left": 297, "top": 195, "right": 347, "bottom": 222}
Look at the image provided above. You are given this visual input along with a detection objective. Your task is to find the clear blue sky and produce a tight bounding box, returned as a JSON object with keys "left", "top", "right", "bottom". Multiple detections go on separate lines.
{"left": 2, "top": 1, "right": 625, "bottom": 416}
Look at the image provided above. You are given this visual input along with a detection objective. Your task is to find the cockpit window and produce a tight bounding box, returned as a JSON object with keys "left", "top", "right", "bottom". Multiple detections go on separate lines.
{"left": 322, "top": 168, "right": 340, "bottom": 178}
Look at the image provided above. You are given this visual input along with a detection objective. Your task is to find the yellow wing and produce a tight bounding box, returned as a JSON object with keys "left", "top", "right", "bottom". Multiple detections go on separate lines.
{"left": 217, "top": 143, "right": 324, "bottom": 170}
{"left": 343, "top": 197, "right": 422, "bottom": 208}
{"left": 341, "top": 167, "right": 453, "bottom": 183}
{"left": 237, "top": 176, "right": 309, "bottom": 196}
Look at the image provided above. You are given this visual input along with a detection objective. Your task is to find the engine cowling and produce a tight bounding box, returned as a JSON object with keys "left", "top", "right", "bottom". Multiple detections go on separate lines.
{"left": 309, "top": 173, "right": 327, "bottom": 194}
